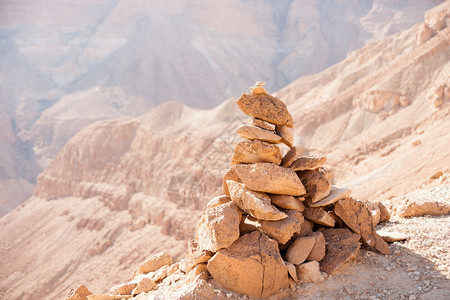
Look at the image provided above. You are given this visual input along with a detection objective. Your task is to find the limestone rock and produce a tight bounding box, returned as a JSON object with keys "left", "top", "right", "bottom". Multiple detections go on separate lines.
{"left": 376, "top": 230, "right": 409, "bottom": 242}
{"left": 417, "top": 24, "right": 435, "bottom": 45}
{"left": 398, "top": 198, "right": 450, "bottom": 217}
{"left": 231, "top": 140, "right": 281, "bottom": 165}
{"left": 275, "top": 125, "right": 294, "bottom": 147}
{"left": 303, "top": 207, "right": 335, "bottom": 227}
{"left": 206, "top": 195, "right": 231, "bottom": 209}
{"left": 236, "top": 125, "right": 282, "bottom": 144}
{"left": 320, "top": 228, "right": 361, "bottom": 275}
{"left": 307, "top": 231, "right": 326, "bottom": 261}
{"left": 227, "top": 180, "right": 287, "bottom": 221}
{"left": 235, "top": 163, "right": 306, "bottom": 196}
{"left": 306, "top": 186, "right": 351, "bottom": 207}
{"left": 334, "top": 198, "right": 390, "bottom": 254}
{"left": 134, "top": 251, "right": 172, "bottom": 277}
{"left": 207, "top": 231, "right": 289, "bottom": 298}
{"left": 146, "top": 264, "right": 169, "bottom": 282}
{"left": 296, "top": 261, "right": 325, "bottom": 283}
{"left": 290, "top": 155, "right": 326, "bottom": 171}
{"left": 184, "top": 263, "right": 209, "bottom": 283}
{"left": 131, "top": 278, "right": 156, "bottom": 296}
{"left": 250, "top": 81, "right": 268, "bottom": 95}
{"left": 377, "top": 201, "right": 391, "bottom": 223}
{"left": 257, "top": 210, "right": 304, "bottom": 244}
{"left": 285, "top": 236, "right": 315, "bottom": 265}
{"left": 222, "top": 166, "right": 241, "bottom": 198}
{"left": 109, "top": 283, "right": 136, "bottom": 295}
{"left": 298, "top": 168, "right": 332, "bottom": 203}
{"left": 180, "top": 239, "right": 214, "bottom": 273}
{"left": 285, "top": 261, "right": 298, "bottom": 282}
{"left": 270, "top": 194, "right": 305, "bottom": 212}
{"left": 196, "top": 201, "right": 241, "bottom": 252}
{"left": 248, "top": 117, "right": 274, "bottom": 131}
{"left": 281, "top": 146, "right": 306, "bottom": 167}
{"left": 236, "top": 93, "right": 294, "bottom": 127}
{"left": 65, "top": 285, "right": 92, "bottom": 300}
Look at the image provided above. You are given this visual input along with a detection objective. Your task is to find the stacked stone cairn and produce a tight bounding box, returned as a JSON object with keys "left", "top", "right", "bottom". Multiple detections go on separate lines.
{"left": 66, "top": 82, "right": 392, "bottom": 300}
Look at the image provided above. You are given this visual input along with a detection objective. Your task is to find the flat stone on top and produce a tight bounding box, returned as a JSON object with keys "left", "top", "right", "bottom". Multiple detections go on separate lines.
{"left": 306, "top": 186, "right": 351, "bottom": 207}
{"left": 248, "top": 117, "right": 274, "bottom": 131}
{"left": 236, "top": 93, "right": 293, "bottom": 127}
{"left": 231, "top": 140, "right": 281, "bottom": 165}
{"left": 235, "top": 163, "right": 306, "bottom": 196}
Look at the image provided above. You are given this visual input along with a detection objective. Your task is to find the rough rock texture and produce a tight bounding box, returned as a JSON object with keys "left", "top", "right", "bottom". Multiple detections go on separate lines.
{"left": 109, "top": 282, "right": 136, "bottom": 295}
{"left": 285, "top": 236, "right": 316, "bottom": 265}
{"left": 207, "top": 231, "right": 289, "bottom": 298}
{"left": 134, "top": 251, "right": 172, "bottom": 277}
{"left": 303, "top": 207, "right": 335, "bottom": 227}
{"left": 296, "top": 261, "right": 325, "bottom": 283}
{"left": 290, "top": 155, "right": 326, "bottom": 171}
{"left": 377, "top": 201, "right": 391, "bottom": 223}
{"left": 226, "top": 180, "right": 286, "bottom": 221}
{"left": 235, "top": 163, "right": 306, "bottom": 196}
{"left": 206, "top": 195, "right": 231, "bottom": 209}
{"left": 236, "top": 93, "right": 293, "bottom": 127}
{"left": 399, "top": 198, "right": 450, "bottom": 218}
{"left": 257, "top": 210, "right": 304, "bottom": 244}
{"left": 196, "top": 202, "right": 241, "bottom": 252}
{"left": 298, "top": 168, "right": 332, "bottom": 203}
{"left": 247, "top": 117, "right": 274, "bottom": 131}
{"left": 275, "top": 125, "right": 294, "bottom": 147}
{"left": 306, "top": 231, "right": 326, "bottom": 262}
{"left": 281, "top": 146, "right": 306, "bottom": 167}
{"left": 180, "top": 239, "right": 214, "bottom": 273}
{"left": 236, "top": 125, "right": 282, "bottom": 144}
{"left": 299, "top": 220, "right": 314, "bottom": 237}
{"left": 131, "top": 277, "right": 156, "bottom": 296}
{"left": 65, "top": 285, "right": 93, "bottom": 300}
{"left": 306, "top": 186, "right": 351, "bottom": 207}
{"left": 270, "top": 194, "right": 305, "bottom": 212}
{"left": 334, "top": 198, "right": 390, "bottom": 254}
{"left": 320, "top": 228, "right": 361, "bottom": 275}
{"left": 222, "top": 166, "right": 241, "bottom": 198}
{"left": 231, "top": 140, "right": 282, "bottom": 165}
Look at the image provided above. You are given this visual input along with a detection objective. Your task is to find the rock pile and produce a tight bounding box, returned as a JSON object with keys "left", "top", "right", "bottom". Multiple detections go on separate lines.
{"left": 66, "top": 82, "right": 392, "bottom": 300}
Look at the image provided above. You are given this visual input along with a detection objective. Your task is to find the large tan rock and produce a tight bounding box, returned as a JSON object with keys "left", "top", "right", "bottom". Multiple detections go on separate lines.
{"left": 306, "top": 186, "right": 351, "bottom": 207}
{"left": 227, "top": 180, "right": 287, "bottom": 221}
{"left": 257, "top": 210, "right": 304, "bottom": 244}
{"left": 236, "top": 93, "right": 294, "bottom": 127}
{"left": 231, "top": 140, "right": 281, "bottom": 165}
{"left": 285, "top": 236, "right": 315, "bottom": 265}
{"left": 307, "top": 231, "right": 326, "bottom": 261}
{"left": 134, "top": 251, "right": 172, "bottom": 277}
{"left": 334, "top": 198, "right": 390, "bottom": 254}
{"left": 270, "top": 194, "right": 305, "bottom": 212}
{"left": 235, "top": 163, "right": 306, "bottom": 196}
{"left": 222, "top": 166, "right": 241, "bottom": 198}
{"left": 196, "top": 201, "right": 242, "bottom": 252}
{"left": 65, "top": 285, "right": 92, "bottom": 300}
{"left": 303, "top": 207, "right": 335, "bottom": 227}
{"left": 248, "top": 117, "right": 274, "bottom": 131}
{"left": 131, "top": 278, "right": 156, "bottom": 296}
{"left": 180, "top": 239, "right": 214, "bottom": 273}
{"left": 207, "top": 231, "right": 289, "bottom": 298}
{"left": 275, "top": 125, "right": 294, "bottom": 147}
{"left": 290, "top": 155, "right": 326, "bottom": 171}
{"left": 281, "top": 146, "right": 306, "bottom": 167}
{"left": 398, "top": 198, "right": 450, "bottom": 217}
{"left": 236, "top": 125, "right": 282, "bottom": 144}
{"left": 109, "top": 283, "right": 137, "bottom": 295}
{"left": 376, "top": 230, "right": 408, "bottom": 242}
{"left": 298, "top": 168, "right": 332, "bottom": 203}
{"left": 320, "top": 228, "right": 361, "bottom": 275}
{"left": 296, "top": 261, "right": 325, "bottom": 283}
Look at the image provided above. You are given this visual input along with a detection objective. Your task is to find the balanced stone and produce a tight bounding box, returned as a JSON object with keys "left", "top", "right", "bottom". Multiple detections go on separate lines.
{"left": 257, "top": 210, "right": 304, "bottom": 244}
{"left": 236, "top": 125, "right": 282, "bottom": 144}
{"left": 285, "top": 236, "right": 315, "bottom": 265}
{"left": 298, "top": 168, "right": 332, "bottom": 203}
{"left": 281, "top": 146, "right": 306, "bottom": 167}
{"left": 235, "top": 163, "right": 306, "bottom": 196}
{"left": 222, "top": 166, "right": 241, "bottom": 198}
{"left": 290, "top": 155, "right": 326, "bottom": 171}
{"left": 134, "top": 251, "right": 172, "bottom": 277}
{"left": 275, "top": 125, "right": 294, "bottom": 147}
{"left": 303, "top": 207, "right": 335, "bottom": 227}
{"left": 207, "top": 231, "right": 289, "bottom": 298}
{"left": 236, "top": 93, "right": 294, "bottom": 127}
{"left": 227, "top": 180, "right": 287, "bottom": 221}
{"left": 248, "top": 117, "right": 274, "bottom": 131}
{"left": 306, "top": 231, "right": 326, "bottom": 261}
{"left": 231, "top": 140, "right": 282, "bottom": 165}
{"left": 306, "top": 186, "right": 351, "bottom": 207}
{"left": 270, "top": 194, "right": 305, "bottom": 212}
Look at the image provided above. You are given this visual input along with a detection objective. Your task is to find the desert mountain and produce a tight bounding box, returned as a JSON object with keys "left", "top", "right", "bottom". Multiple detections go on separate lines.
{"left": 0, "top": 2, "right": 449, "bottom": 299}
{"left": 0, "top": 0, "right": 442, "bottom": 215}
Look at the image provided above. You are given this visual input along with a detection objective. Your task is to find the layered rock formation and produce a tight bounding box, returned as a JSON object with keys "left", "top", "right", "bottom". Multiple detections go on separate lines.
{"left": 69, "top": 85, "right": 394, "bottom": 299}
